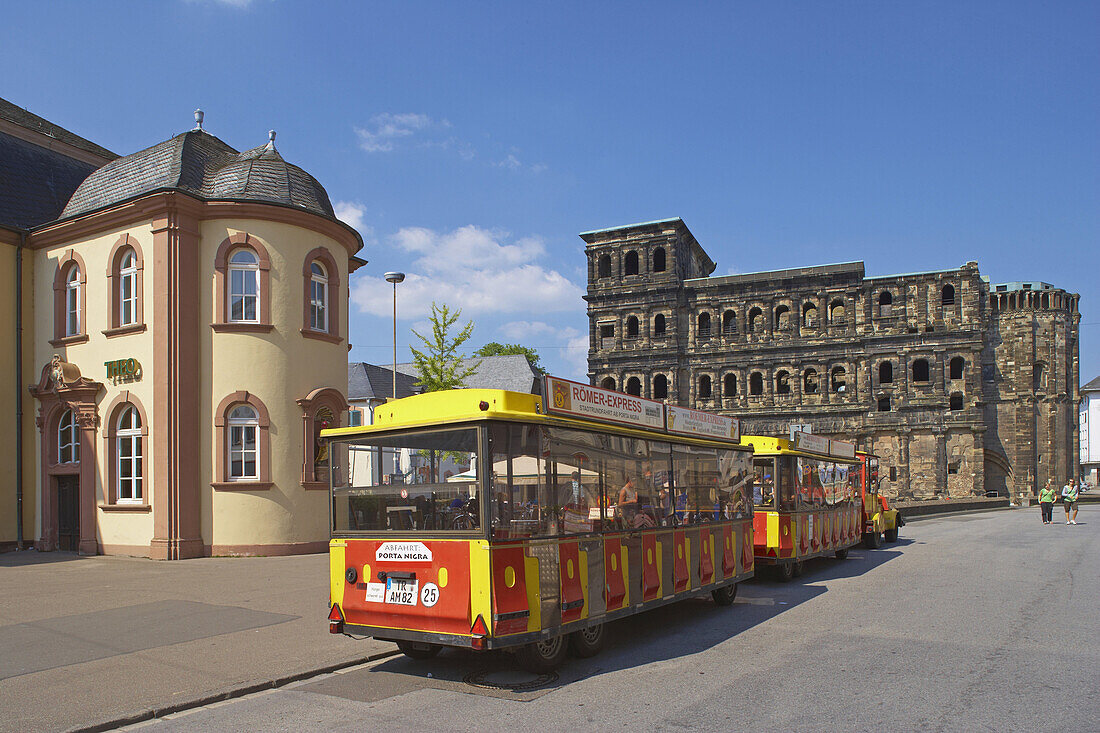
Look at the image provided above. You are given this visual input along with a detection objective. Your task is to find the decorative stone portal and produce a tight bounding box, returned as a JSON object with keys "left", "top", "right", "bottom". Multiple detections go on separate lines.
{"left": 29, "top": 356, "right": 103, "bottom": 554}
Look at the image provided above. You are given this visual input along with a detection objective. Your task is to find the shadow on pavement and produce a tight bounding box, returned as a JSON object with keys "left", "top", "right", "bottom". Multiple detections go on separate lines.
{"left": 0, "top": 550, "right": 88, "bottom": 567}
{"left": 309, "top": 542, "right": 908, "bottom": 702}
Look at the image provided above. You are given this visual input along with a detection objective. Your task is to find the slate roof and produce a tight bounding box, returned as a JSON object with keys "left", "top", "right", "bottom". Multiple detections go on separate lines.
{"left": 1082, "top": 375, "right": 1100, "bottom": 392}
{"left": 0, "top": 97, "right": 117, "bottom": 161}
{"left": 0, "top": 97, "right": 118, "bottom": 230}
{"left": 0, "top": 131, "right": 102, "bottom": 230}
{"left": 347, "top": 363, "right": 422, "bottom": 401}
{"left": 61, "top": 129, "right": 336, "bottom": 221}
{"left": 394, "top": 354, "right": 541, "bottom": 394}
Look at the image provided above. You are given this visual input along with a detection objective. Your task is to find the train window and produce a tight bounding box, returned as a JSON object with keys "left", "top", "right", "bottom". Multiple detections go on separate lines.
{"left": 331, "top": 428, "right": 479, "bottom": 533}
{"left": 752, "top": 458, "right": 776, "bottom": 507}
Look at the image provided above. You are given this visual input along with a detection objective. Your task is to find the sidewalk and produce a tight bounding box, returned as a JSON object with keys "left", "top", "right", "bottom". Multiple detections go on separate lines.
{"left": 0, "top": 550, "right": 395, "bottom": 733}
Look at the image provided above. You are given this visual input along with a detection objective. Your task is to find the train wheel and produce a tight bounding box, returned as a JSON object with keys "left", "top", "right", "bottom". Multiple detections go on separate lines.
{"left": 396, "top": 640, "right": 442, "bottom": 660}
{"left": 569, "top": 623, "right": 606, "bottom": 658}
{"left": 711, "top": 583, "right": 738, "bottom": 606}
{"left": 517, "top": 634, "right": 568, "bottom": 672}
{"left": 775, "top": 562, "right": 794, "bottom": 582}
{"left": 834, "top": 548, "right": 849, "bottom": 560}
{"left": 791, "top": 560, "right": 804, "bottom": 577}
{"left": 884, "top": 527, "right": 898, "bottom": 542}
{"left": 863, "top": 531, "right": 882, "bottom": 549}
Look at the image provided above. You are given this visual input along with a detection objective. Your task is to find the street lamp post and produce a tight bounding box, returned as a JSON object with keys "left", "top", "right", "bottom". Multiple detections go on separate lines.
{"left": 383, "top": 272, "right": 405, "bottom": 399}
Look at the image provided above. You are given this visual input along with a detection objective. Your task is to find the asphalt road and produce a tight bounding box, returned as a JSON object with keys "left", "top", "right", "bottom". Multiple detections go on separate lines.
{"left": 117, "top": 507, "right": 1099, "bottom": 733}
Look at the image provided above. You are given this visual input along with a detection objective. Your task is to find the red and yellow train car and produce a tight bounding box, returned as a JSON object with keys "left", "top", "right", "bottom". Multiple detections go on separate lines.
{"left": 856, "top": 451, "right": 902, "bottom": 547}
{"left": 743, "top": 432, "right": 862, "bottom": 580}
{"left": 324, "top": 377, "right": 755, "bottom": 671}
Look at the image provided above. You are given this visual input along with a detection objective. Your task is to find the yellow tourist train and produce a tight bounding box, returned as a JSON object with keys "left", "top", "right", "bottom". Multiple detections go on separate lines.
{"left": 744, "top": 432, "right": 864, "bottom": 580}
{"left": 323, "top": 377, "right": 755, "bottom": 671}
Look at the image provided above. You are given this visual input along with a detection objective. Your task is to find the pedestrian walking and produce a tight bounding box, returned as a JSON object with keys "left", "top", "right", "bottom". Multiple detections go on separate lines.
{"left": 1061, "top": 480, "right": 1079, "bottom": 524}
{"left": 1038, "top": 481, "right": 1057, "bottom": 524}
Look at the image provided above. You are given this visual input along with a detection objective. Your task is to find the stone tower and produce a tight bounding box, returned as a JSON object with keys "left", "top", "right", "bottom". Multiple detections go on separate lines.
{"left": 984, "top": 283, "right": 1081, "bottom": 497}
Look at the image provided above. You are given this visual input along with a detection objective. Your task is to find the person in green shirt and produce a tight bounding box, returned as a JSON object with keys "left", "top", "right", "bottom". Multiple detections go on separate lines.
{"left": 1061, "top": 480, "right": 1079, "bottom": 524}
{"left": 1038, "top": 481, "right": 1057, "bottom": 524}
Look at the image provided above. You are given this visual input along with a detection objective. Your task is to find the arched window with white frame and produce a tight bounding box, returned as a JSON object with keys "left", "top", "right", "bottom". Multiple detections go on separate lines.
{"left": 228, "top": 249, "right": 260, "bottom": 323}
{"left": 58, "top": 408, "right": 79, "bottom": 464}
{"left": 65, "top": 266, "right": 81, "bottom": 336}
{"left": 228, "top": 405, "right": 259, "bottom": 480}
{"left": 309, "top": 261, "right": 328, "bottom": 331}
{"left": 119, "top": 250, "right": 139, "bottom": 327}
{"left": 116, "top": 405, "right": 142, "bottom": 502}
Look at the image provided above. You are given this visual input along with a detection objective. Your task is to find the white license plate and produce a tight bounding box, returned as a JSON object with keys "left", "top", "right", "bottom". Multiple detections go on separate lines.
{"left": 385, "top": 578, "right": 418, "bottom": 605}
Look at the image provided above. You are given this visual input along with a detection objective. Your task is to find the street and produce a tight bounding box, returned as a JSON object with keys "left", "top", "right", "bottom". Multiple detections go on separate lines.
{"left": 118, "top": 508, "right": 1099, "bottom": 733}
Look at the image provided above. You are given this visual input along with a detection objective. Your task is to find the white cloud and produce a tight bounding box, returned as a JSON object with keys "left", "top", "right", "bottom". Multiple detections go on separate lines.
{"left": 333, "top": 200, "right": 365, "bottom": 230}
{"left": 350, "top": 225, "right": 584, "bottom": 321}
{"left": 499, "top": 321, "right": 559, "bottom": 340}
{"left": 564, "top": 329, "right": 590, "bottom": 378}
{"left": 354, "top": 113, "right": 441, "bottom": 153}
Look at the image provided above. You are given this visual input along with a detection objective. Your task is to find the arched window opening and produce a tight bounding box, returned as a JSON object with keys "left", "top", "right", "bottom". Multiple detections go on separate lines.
{"left": 597, "top": 254, "right": 611, "bottom": 279}
{"left": 877, "top": 396, "right": 891, "bottom": 412}
{"left": 912, "top": 359, "right": 930, "bottom": 383}
{"left": 119, "top": 250, "right": 138, "bottom": 326}
{"left": 653, "top": 313, "right": 666, "bottom": 336}
{"left": 1041, "top": 293, "right": 1049, "bottom": 309}
{"left": 116, "top": 405, "right": 143, "bottom": 502}
{"left": 949, "top": 357, "right": 965, "bottom": 380}
{"left": 601, "top": 377, "right": 616, "bottom": 391}
{"left": 653, "top": 248, "right": 666, "bottom": 273}
{"left": 65, "top": 266, "right": 81, "bottom": 336}
{"left": 698, "top": 375, "right": 712, "bottom": 400}
{"left": 309, "top": 261, "right": 328, "bottom": 331}
{"left": 724, "top": 373, "right": 737, "bottom": 397}
{"left": 802, "top": 303, "right": 818, "bottom": 328}
{"left": 879, "top": 290, "right": 893, "bottom": 306}
{"left": 228, "top": 249, "right": 260, "bottom": 322}
{"left": 653, "top": 374, "right": 668, "bottom": 399}
{"left": 750, "top": 372, "right": 764, "bottom": 396}
{"left": 748, "top": 307, "right": 763, "bottom": 333}
{"left": 942, "top": 283, "right": 955, "bottom": 306}
{"left": 1033, "top": 363, "right": 1046, "bottom": 392}
{"left": 776, "top": 370, "right": 790, "bottom": 395}
{"left": 879, "top": 361, "right": 893, "bottom": 384}
{"left": 697, "top": 312, "right": 711, "bottom": 337}
{"left": 949, "top": 393, "right": 964, "bottom": 411}
{"left": 803, "top": 368, "right": 819, "bottom": 394}
{"left": 58, "top": 409, "right": 79, "bottom": 464}
{"left": 722, "top": 310, "right": 737, "bottom": 334}
{"left": 624, "top": 251, "right": 639, "bottom": 276}
{"left": 829, "top": 299, "right": 846, "bottom": 325}
{"left": 626, "top": 377, "right": 641, "bottom": 396}
{"left": 626, "top": 316, "right": 639, "bottom": 337}
{"left": 831, "top": 366, "right": 847, "bottom": 393}
{"left": 228, "top": 404, "right": 259, "bottom": 480}
{"left": 775, "top": 305, "right": 791, "bottom": 330}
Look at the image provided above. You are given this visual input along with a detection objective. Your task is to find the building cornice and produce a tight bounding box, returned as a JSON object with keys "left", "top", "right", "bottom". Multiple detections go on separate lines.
{"left": 26, "top": 190, "right": 362, "bottom": 256}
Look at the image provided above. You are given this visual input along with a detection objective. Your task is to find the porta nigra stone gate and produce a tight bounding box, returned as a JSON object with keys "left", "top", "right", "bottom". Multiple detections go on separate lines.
{"left": 582, "top": 218, "right": 1081, "bottom": 500}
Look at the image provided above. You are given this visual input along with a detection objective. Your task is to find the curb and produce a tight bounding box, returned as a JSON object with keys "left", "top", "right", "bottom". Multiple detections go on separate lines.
{"left": 902, "top": 505, "right": 1013, "bottom": 522}
{"left": 72, "top": 648, "right": 402, "bottom": 733}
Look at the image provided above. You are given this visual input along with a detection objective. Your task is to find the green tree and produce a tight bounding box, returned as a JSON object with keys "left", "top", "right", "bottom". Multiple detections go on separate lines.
{"left": 410, "top": 302, "right": 480, "bottom": 392}
{"left": 475, "top": 342, "right": 545, "bottom": 374}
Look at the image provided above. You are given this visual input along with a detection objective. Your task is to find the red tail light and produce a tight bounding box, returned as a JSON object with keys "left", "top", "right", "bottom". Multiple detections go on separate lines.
{"left": 328, "top": 603, "right": 344, "bottom": 634}
{"left": 470, "top": 614, "right": 488, "bottom": 649}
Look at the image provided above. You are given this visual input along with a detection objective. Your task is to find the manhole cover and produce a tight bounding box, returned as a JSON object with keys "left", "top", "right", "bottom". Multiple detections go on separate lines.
{"left": 463, "top": 669, "right": 558, "bottom": 691}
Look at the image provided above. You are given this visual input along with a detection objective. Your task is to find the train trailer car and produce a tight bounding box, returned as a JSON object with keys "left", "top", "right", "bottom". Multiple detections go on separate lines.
{"left": 743, "top": 432, "right": 862, "bottom": 581}
{"left": 856, "top": 452, "right": 903, "bottom": 548}
{"left": 324, "top": 377, "right": 755, "bottom": 671}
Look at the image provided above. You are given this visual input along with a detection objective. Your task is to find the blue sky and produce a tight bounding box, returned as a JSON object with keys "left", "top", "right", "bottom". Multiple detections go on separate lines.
{"left": 4, "top": 1, "right": 1098, "bottom": 381}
